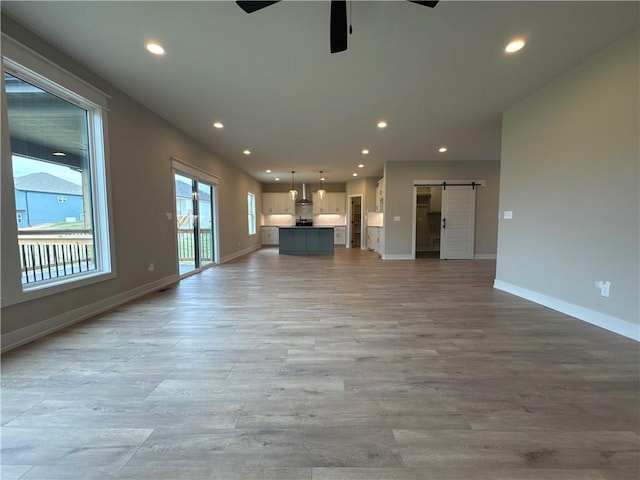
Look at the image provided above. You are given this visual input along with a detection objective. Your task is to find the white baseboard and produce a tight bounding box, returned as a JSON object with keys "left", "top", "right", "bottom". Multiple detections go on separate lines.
{"left": 382, "top": 254, "right": 414, "bottom": 260}
{"left": 474, "top": 253, "right": 497, "bottom": 260}
{"left": 494, "top": 280, "right": 639, "bottom": 341}
{"left": 221, "top": 245, "right": 261, "bottom": 264}
{"left": 1, "top": 274, "right": 179, "bottom": 353}
{"left": 382, "top": 253, "right": 496, "bottom": 260}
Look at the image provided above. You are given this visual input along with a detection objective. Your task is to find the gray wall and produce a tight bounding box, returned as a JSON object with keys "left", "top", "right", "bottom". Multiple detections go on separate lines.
{"left": 1, "top": 16, "right": 262, "bottom": 343}
{"left": 384, "top": 160, "right": 501, "bottom": 257}
{"left": 496, "top": 30, "right": 639, "bottom": 333}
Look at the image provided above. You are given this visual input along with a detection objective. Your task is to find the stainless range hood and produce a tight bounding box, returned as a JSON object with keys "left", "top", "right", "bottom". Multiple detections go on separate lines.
{"left": 296, "top": 183, "right": 312, "bottom": 204}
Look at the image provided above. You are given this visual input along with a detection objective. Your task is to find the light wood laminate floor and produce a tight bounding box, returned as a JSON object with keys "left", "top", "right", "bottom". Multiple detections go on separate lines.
{"left": 2, "top": 248, "right": 638, "bottom": 480}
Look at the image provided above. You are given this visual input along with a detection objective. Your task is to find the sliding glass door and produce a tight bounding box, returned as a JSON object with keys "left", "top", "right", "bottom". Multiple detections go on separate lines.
{"left": 174, "top": 172, "right": 216, "bottom": 275}
{"left": 197, "top": 181, "right": 214, "bottom": 268}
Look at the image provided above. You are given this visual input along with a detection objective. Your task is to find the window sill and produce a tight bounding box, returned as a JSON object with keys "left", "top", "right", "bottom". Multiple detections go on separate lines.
{"left": 1, "top": 270, "right": 116, "bottom": 308}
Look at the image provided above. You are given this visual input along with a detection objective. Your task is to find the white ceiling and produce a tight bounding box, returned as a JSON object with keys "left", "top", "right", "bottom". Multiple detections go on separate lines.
{"left": 2, "top": 1, "right": 638, "bottom": 184}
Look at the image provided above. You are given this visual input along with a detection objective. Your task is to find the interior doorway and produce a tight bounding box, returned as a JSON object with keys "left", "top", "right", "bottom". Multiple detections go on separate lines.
{"left": 349, "top": 195, "right": 362, "bottom": 248}
{"left": 413, "top": 181, "right": 481, "bottom": 260}
{"left": 415, "top": 186, "right": 441, "bottom": 258}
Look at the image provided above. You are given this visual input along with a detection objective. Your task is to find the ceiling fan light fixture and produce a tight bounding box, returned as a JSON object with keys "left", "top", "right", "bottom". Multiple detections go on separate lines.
{"left": 237, "top": 0, "right": 437, "bottom": 53}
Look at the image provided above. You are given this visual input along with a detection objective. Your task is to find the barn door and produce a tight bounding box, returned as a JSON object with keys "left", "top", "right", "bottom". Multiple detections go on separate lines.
{"left": 440, "top": 186, "right": 476, "bottom": 259}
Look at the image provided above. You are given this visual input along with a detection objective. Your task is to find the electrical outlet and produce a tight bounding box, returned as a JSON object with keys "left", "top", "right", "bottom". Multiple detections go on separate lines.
{"left": 594, "top": 280, "right": 610, "bottom": 297}
{"left": 148, "top": 262, "right": 155, "bottom": 272}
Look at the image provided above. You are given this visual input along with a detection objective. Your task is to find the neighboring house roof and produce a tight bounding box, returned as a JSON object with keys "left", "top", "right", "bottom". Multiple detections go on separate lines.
{"left": 175, "top": 180, "right": 211, "bottom": 201}
{"left": 14, "top": 172, "right": 82, "bottom": 195}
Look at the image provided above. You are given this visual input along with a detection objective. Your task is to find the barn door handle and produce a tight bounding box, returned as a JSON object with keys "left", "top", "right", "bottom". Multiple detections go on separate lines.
{"left": 442, "top": 218, "right": 446, "bottom": 229}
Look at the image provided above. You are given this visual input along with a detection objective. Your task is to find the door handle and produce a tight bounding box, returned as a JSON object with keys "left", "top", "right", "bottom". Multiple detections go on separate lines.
{"left": 442, "top": 217, "right": 446, "bottom": 229}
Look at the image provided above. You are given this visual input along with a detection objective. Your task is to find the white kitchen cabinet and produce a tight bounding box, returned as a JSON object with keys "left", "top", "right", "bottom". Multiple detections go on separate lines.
{"left": 329, "top": 193, "right": 346, "bottom": 214}
{"left": 313, "top": 192, "right": 346, "bottom": 214}
{"left": 312, "top": 193, "right": 325, "bottom": 214}
{"left": 263, "top": 193, "right": 295, "bottom": 215}
{"left": 376, "top": 177, "right": 385, "bottom": 212}
{"left": 367, "top": 226, "right": 382, "bottom": 253}
{"left": 262, "top": 193, "right": 275, "bottom": 215}
{"left": 261, "top": 226, "right": 279, "bottom": 245}
{"left": 334, "top": 226, "right": 346, "bottom": 245}
{"left": 367, "top": 227, "right": 377, "bottom": 252}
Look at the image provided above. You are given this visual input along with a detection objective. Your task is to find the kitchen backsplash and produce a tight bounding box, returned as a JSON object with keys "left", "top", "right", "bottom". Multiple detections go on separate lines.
{"left": 313, "top": 214, "right": 345, "bottom": 226}
{"left": 261, "top": 214, "right": 295, "bottom": 226}
{"left": 262, "top": 213, "right": 346, "bottom": 226}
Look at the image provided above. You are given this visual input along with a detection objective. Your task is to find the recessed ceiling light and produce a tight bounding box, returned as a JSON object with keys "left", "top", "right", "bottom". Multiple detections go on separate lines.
{"left": 438, "top": 146, "right": 448, "bottom": 153}
{"left": 362, "top": 149, "right": 369, "bottom": 155}
{"left": 266, "top": 169, "right": 272, "bottom": 173}
{"left": 52, "top": 151, "right": 66, "bottom": 156}
{"left": 213, "top": 122, "right": 224, "bottom": 129}
{"left": 243, "top": 149, "right": 251, "bottom": 155}
{"left": 275, "top": 177, "right": 280, "bottom": 181}
{"left": 358, "top": 164, "right": 364, "bottom": 168}
{"left": 352, "top": 173, "right": 358, "bottom": 177}
{"left": 505, "top": 38, "right": 525, "bottom": 54}
{"left": 145, "top": 42, "right": 165, "bottom": 56}
{"left": 377, "top": 121, "right": 387, "bottom": 128}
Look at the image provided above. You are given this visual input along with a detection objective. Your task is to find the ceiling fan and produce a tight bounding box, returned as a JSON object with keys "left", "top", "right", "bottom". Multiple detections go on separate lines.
{"left": 236, "top": 1, "right": 439, "bottom": 54}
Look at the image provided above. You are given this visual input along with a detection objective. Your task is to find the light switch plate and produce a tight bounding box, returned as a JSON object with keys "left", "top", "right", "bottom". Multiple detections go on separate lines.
{"left": 504, "top": 211, "right": 513, "bottom": 220}
{"left": 393, "top": 216, "right": 401, "bottom": 221}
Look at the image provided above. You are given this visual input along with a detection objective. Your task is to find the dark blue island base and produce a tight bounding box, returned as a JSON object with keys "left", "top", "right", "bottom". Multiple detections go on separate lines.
{"left": 279, "top": 227, "right": 334, "bottom": 255}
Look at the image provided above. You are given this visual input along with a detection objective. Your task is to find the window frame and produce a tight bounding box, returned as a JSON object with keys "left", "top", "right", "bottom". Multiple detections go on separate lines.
{"left": 247, "top": 192, "right": 256, "bottom": 236}
{"left": 1, "top": 35, "right": 115, "bottom": 307}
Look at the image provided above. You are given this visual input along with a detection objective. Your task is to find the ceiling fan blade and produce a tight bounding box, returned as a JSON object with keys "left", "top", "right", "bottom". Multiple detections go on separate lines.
{"left": 236, "top": 1, "right": 280, "bottom": 14}
{"left": 408, "top": 1, "right": 439, "bottom": 7}
{"left": 330, "top": 0, "right": 348, "bottom": 53}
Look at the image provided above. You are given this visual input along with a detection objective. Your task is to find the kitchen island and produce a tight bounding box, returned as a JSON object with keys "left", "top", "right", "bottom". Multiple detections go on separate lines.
{"left": 279, "top": 227, "right": 334, "bottom": 255}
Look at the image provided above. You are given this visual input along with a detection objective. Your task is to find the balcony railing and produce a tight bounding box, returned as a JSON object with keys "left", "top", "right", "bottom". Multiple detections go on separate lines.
{"left": 18, "top": 227, "right": 214, "bottom": 284}
{"left": 177, "top": 228, "right": 213, "bottom": 262}
{"left": 18, "top": 230, "right": 95, "bottom": 284}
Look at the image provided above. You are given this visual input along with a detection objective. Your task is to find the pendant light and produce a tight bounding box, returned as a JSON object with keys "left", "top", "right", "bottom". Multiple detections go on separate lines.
{"left": 288, "top": 171, "right": 298, "bottom": 201}
{"left": 317, "top": 171, "right": 326, "bottom": 200}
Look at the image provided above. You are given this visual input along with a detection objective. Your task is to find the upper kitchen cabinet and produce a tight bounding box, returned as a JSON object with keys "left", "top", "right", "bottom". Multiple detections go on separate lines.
{"left": 313, "top": 192, "right": 346, "bottom": 214}
{"left": 376, "top": 177, "right": 385, "bottom": 212}
{"left": 263, "top": 193, "right": 295, "bottom": 215}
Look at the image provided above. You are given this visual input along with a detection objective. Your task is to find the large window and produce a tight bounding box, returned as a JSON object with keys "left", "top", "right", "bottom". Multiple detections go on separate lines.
{"left": 3, "top": 40, "right": 112, "bottom": 299}
{"left": 248, "top": 192, "right": 256, "bottom": 235}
